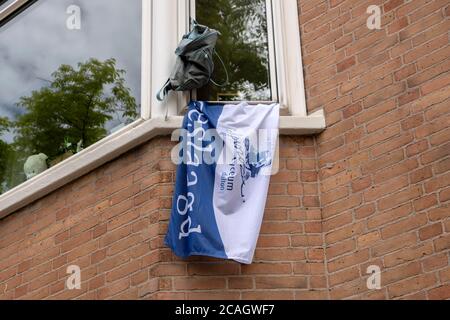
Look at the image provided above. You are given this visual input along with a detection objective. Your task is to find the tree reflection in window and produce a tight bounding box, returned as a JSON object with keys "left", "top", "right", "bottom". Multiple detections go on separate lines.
{"left": 196, "top": 0, "right": 272, "bottom": 102}
{"left": 0, "top": 0, "right": 141, "bottom": 194}
{"left": 14, "top": 59, "right": 138, "bottom": 159}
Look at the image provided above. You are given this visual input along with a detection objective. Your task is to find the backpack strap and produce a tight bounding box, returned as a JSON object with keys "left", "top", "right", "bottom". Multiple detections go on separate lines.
{"left": 210, "top": 50, "right": 230, "bottom": 88}
{"left": 191, "top": 18, "right": 199, "bottom": 28}
{"left": 156, "top": 79, "right": 172, "bottom": 102}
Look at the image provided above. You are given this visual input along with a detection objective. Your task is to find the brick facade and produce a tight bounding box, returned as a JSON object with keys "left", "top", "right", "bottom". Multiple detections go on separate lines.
{"left": 0, "top": 0, "right": 449, "bottom": 300}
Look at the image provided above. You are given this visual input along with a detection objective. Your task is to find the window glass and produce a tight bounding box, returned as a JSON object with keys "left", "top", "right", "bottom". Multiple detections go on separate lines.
{"left": 195, "top": 0, "right": 273, "bottom": 102}
{"left": 0, "top": 0, "right": 141, "bottom": 194}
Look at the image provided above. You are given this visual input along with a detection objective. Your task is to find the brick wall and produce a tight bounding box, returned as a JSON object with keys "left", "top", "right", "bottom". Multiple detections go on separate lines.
{"left": 0, "top": 0, "right": 449, "bottom": 300}
{"left": 303, "top": 0, "right": 449, "bottom": 299}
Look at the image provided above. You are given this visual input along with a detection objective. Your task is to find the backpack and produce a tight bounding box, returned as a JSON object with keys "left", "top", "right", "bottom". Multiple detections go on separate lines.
{"left": 156, "top": 20, "right": 228, "bottom": 103}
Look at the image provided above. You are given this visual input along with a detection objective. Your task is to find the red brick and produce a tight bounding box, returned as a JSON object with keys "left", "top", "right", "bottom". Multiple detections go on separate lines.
{"left": 372, "top": 232, "right": 417, "bottom": 257}
{"left": 377, "top": 185, "right": 422, "bottom": 211}
{"left": 384, "top": 242, "right": 434, "bottom": 268}
{"left": 228, "top": 277, "right": 254, "bottom": 289}
{"left": 357, "top": 231, "right": 381, "bottom": 248}
{"left": 254, "top": 248, "right": 306, "bottom": 262}
{"left": 434, "top": 235, "right": 450, "bottom": 252}
{"left": 413, "top": 194, "right": 438, "bottom": 211}
{"left": 395, "top": 64, "right": 416, "bottom": 81}
{"left": 364, "top": 83, "right": 406, "bottom": 108}
{"left": 255, "top": 276, "right": 307, "bottom": 289}
{"left": 384, "top": 0, "right": 404, "bottom": 12}
{"left": 421, "top": 142, "right": 450, "bottom": 164}
{"left": 351, "top": 176, "right": 372, "bottom": 192}
{"left": 323, "top": 212, "right": 352, "bottom": 232}
{"left": 407, "top": 59, "right": 450, "bottom": 88}
{"left": 428, "top": 285, "right": 450, "bottom": 300}
{"left": 355, "top": 204, "right": 376, "bottom": 219}
{"left": 439, "top": 187, "right": 450, "bottom": 202}
{"left": 322, "top": 194, "right": 362, "bottom": 219}
{"left": 422, "top": 253, "right": 448, "bottom": 272}
{"left": 187, "top": 263, "right": 239, "bottom": 276}
{"left": 353, "top": 76, "right": 393, "bottom": 101}
{"left": 388, "top": 16, "right": 409, "bottom": 34}
{"left": 388, "top": 274, "right": 436, "bottom": 299}
{"left": 366, "top": 101, "right": 409, "bottom": 131}
{"left": 327, "top": 250, "right": 370, "bottom": 272}
{"left": 406, "top": 140, "right": 429, "bottom": 157}
{"left": 421, "top": 74, "right": 450, "bottom": 96}
{"left": 326, "top": 221, "right": 365, "bottom": 245}
{"left": 174, "top": 277, "right": 226, "bottom": 290}
{"left": 380, "top": 214, "right": 428, "bottom": 239}
{"left": 360, "top": 124, "right": 401, "bottom": 149}
{"left": 406, "top": 113, "right": 430, "bottom": 134}
{"left": 337, "top": 56, "right": 356, "bottom": 72}
{"left": 241, "top": 263, "right": 292, "bottom": 275}
{"left": 383, "top": 262, "right": 422, "bottom": 285}
{"left": 374, "top": 159, "right": 419, "bottom": 184}
{"left": 242, "top": 291, "right": 294, "bottom": 300}
{"left": 410, "top": 166, "right": 433, "bottom": 184}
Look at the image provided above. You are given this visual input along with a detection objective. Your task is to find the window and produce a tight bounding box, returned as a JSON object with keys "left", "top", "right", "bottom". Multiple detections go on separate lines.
{"left": 194, "top": 0, "right": 276, "bottom": 103}
{"left": 155, "top": 0, "right": 314, "bottom": 118}
{"left": 0, "top": 0, "right": 325, "bottom": 218}
{"left": 0, "top": 0, "right": 142, "bottom": 194}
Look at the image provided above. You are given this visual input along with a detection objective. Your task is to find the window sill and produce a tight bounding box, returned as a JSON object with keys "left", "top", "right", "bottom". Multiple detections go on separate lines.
{"left": 0, "top": 109, "right": 325, "bottom": 219}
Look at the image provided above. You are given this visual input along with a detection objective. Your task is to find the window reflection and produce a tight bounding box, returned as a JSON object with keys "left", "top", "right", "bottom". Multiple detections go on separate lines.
{"left": 195, "top": 0, "right": 272, "bottom": 102}
{"left": 0, "top": 0, "right": 141, "bottom": 194}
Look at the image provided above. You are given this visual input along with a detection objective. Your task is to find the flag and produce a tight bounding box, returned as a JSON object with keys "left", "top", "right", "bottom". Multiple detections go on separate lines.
{"left": 165, "top": 101, "right": 279, "bottom": 264}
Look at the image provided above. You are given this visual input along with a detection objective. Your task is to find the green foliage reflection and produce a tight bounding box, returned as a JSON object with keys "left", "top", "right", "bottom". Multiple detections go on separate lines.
{"left": 196, "top": 0, "right": 271, "bottom": 101}
{"left": 0, "top": 58, "right": 138, "bottom": 193}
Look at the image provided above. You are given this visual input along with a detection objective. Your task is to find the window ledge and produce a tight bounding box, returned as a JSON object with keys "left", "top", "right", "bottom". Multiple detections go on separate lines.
{"left": 0, "top": 109, "right": 325, "bottom": 219}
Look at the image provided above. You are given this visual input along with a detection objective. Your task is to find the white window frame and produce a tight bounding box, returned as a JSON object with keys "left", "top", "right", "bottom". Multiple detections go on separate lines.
{"left": 0, "top": 0, "right": 325, "bottom": 218}
{"left": 0, "top": 0, "right": 29, "bottom": 20}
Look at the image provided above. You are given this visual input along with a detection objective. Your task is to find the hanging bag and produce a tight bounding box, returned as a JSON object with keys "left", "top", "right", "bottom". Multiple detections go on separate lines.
{"left": 156, "top": 20, "right": 229, "bottom": 103}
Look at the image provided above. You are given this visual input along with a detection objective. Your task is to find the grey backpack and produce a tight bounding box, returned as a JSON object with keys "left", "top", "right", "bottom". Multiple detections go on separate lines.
{"left": 156, "top": 20, "right": 228, "bottom": 102}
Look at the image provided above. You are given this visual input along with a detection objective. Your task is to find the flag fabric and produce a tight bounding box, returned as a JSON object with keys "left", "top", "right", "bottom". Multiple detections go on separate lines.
{"left": 165, "top": 101, "right": 279, "bottom": 264}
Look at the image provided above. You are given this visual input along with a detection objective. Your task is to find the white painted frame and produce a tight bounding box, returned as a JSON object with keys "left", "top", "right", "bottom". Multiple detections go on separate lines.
{"left": 0, "top": 0, "right": 325, "bottom": 219}
{"left": 0, "top": 0, "right": 30, "bottom": 23}
{"left": 272, "top": 0, "right": 309, "bottom": 116}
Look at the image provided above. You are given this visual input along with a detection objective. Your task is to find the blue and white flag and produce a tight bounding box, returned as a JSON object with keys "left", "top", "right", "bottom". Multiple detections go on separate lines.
{"left": 165, "top": 101, "right": 279, "bottom": 264}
